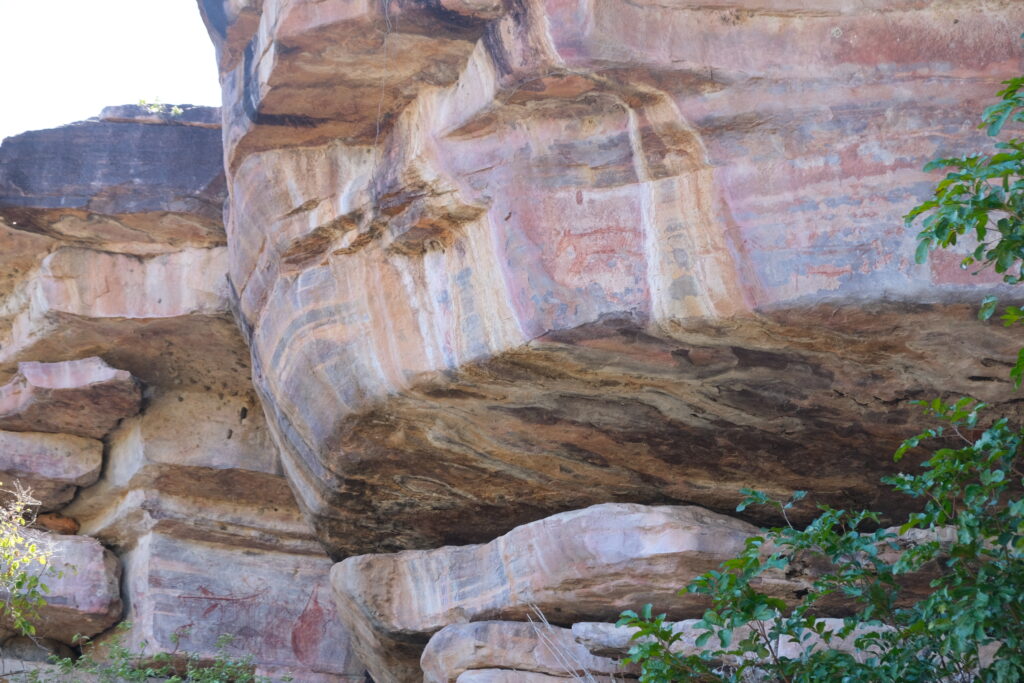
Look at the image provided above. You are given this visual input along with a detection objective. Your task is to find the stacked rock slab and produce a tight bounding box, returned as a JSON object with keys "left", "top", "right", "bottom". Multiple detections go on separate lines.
{"left": 0, "top": 107, "right": 364, "bottom": 679}
{"left": 331, "top": 502, "right": 838, "bottom": 680}
{"left": 199, "top": 0, "right": 1024, "bottom": 559}
{"left": 192, "top": 0, "right": 1024, "bottom": 680}
{"left": 3, "top": 1, "right": 1023, "bottom": 680}
{"left": 333, "top": 502, "right": 953, "bottom": 682}
{"left": 420, "top": 622, "right": 632, "bottom": 683}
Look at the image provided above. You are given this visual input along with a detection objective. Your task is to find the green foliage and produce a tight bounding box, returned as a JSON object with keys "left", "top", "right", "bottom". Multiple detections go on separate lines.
{"left": 621, "top": 66, "right": 1024, "bottom": 683}
{"left": 32, "top": 624, "right": 290, "bottom": 682}
{"left": 619, "top": 399, "right": 1024, "bottom": 682}
{"left": 0, "top": 482, "right": 56, "bottom": 637}
{"left": 905, "top": 65, "right": 1024, "bottom": 384}
{"left": 137, "top": 99, "right": 184, "bottom": 117}
{"left": 906, "top": 74, "right": 1024, "bottom": 283}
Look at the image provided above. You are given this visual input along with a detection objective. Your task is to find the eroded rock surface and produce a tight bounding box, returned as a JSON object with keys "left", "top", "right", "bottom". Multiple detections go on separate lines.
{"left": 220, "top": 0, "right": 1024, "bottom": 557}
{"left": 67, "top": 389, "right": 320, "bottom": 553}
{"left": 0, "top": 107, "right": 367, "bottom": 679}
{"left": 0, "top": 245, "right": 248, "bottom": 388}
{"left": 114, "top": 531, "right": 364, "bottom": 682}
{"left": 64, "top": 379, "right": 366, "bottom": 681}
{"left": 332, "top": 503, "right": 802, "bottom": 680}
{"left": 0, "top": 430, "right": 102, "bottom": 510}
{"left": 421, "top": 621, "right": 630, "bottom": 683}
{"left": 0, "top": 357, "right": 141, "bottom": 439}
{"left": 0, "top": 112, "right": 225, "bottom": 252}
{"left": 20, "top": 534, "right": 122, "bottom": 644}
{"left": 4, "top": 1, "right": 1024, "bottom": 680}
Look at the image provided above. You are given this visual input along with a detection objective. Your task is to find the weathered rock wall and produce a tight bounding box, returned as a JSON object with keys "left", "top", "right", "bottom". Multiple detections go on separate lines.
{"left": 201, "top": 0, "right": 1024, "bottom": 557}
{"left": 0, "top": 106, "right": 364, "bottom": 680}
{"left": 1, "top": 1, "right": 1022, "bottom": 681}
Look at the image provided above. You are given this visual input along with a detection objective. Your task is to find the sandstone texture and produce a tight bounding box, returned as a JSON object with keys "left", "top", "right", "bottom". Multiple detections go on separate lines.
{"left": 1, "top": 0, "right": 1022, "bottom": 680}
{"left": 421, "top": 621, "right": 630, "bottom": 683}
{"left": 0, "top": 111, "right": 225, "bottom": 252}
{"left": 0, "top": 108, "right": 366, "bottom": 679}
{"left": 0, "top": 430, "right": 102, "bottom": 510}
{"left": 19, "top": 533, "right": 122, "bottom": 644}
{"left": 0, "top": 245, "right": 247, "bottom": 389}
{"left": 0, "top": 357, "right": 141, "bottom": 439}
{"left": 333, "top": 501, "right": 953, "bottom": 681}
{"left": 214, "top": 0, "right": 1024, "bottom": 557}
{"left": 332, "top": 503, "right": 807, "bottom": 681}
{"left": 113, "top": 531, "right": 363, "bottom": 681}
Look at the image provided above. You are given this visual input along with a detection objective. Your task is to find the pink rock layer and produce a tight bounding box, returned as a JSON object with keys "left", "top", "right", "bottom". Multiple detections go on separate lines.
{"left": 332, "top": 503, "right": 800, "bottom": 681}
{"left": 217, "top": 0, "right": 1024, "bottom": 556}
{"left": 0, "top": 430, "right": 102, "bottom": 510}
{"left": 0, "top": 357, "right": 141, "bottom": 439}
{"left": 12, "top": 533, "right": 123, "bottom": 645}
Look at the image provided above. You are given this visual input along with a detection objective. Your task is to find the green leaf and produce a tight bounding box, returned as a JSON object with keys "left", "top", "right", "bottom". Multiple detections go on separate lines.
{"left": 915, "top": 239, "right": 932, "bottom": 264}
{"left": 979, "top": 295, "right": 1000, "bottom": 320}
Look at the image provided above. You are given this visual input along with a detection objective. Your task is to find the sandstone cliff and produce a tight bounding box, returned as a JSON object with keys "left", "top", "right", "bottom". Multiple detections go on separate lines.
{"left": 0, "top": 0, "right": 1021, "bottom": 680}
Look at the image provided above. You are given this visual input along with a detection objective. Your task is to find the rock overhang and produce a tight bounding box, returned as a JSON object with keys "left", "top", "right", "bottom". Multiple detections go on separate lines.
{"left": 201, "top": 0, "right": 1024, "bottom": 560}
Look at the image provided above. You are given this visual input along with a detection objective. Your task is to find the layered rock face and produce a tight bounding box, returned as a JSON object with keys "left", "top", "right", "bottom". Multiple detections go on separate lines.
{"left": 2, "top": 1, "right": 1023, "bottom": 681}
{"left": 202, "top": 0, "right": 1024, "bottom": 557}
{"left": 0, "top": 107, "right": 364, "bottom": 680}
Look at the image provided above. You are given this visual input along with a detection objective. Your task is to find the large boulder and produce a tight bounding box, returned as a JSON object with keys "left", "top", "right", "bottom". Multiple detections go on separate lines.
{"left": 331, "top": 503, "right": 801, "bottom": 681}
{"left": 19, "top": 534, "right": 123, "bottom": 645}
{"left": 222, "top": 0, "right": 1024, "bottom": 557}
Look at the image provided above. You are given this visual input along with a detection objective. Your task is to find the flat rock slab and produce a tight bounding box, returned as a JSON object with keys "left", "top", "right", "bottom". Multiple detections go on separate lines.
{"left": 21, "top": 533, "right": 123, "bottom": 644}
{"left": 0, "top": 246, "right": 251, "bottom": 390}
{"left": 0, "top": 115, "right": 225, "bottom": 252}
{"left": 421, "top": 621, "right": 631, "bottom": 683}
{"left": 0, "top": 357, "right": 141, "bottom": 439}
{"left": 332, "top": 503, "right": 790, "bottom": 681}
{"left": 0, "top": 430, "right": 101, "bottom": 510}
{"left": 113, "top": 531, "right": 365, "bottom": 681}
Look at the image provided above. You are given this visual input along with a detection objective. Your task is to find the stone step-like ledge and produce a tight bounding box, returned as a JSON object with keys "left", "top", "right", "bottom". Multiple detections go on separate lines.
{"left": 0, "top": 430, "right": 102, "bottom": 511}
{"left": 0, "top": 357, "right": 141, "bottom": 439}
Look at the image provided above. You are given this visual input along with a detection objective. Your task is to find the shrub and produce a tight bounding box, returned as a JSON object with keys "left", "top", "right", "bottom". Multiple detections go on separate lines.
{"left": 620, "top": 55, "right": 1024, "bottom": 683}
{"left": 619, "top": 398, "right": 1024, "bottom": 682}
{"left": 0, "top": 482, "right": 56, "bottom": 637}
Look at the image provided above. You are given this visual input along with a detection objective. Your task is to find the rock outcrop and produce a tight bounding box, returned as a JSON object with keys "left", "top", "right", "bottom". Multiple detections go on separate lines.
{"left": 421, "top": 622, "right": 631, "bottom": 683}
{"left": 204, "top": 0, "right": 1024, "bottom": 558}
{"left": 0, "top": 109, "right": 366, "bottom": 679}
{"left": 1, "top": 0, "right": 1022, "bottom": 680}
{"left": 0, "top": 358, "right": 141, "bottom": 439}
{"left": 0, "top": 430, "right": 101, "bottom": 510}
{"left": 22, "top": 534, "right": 123, "bottom": 645}
{"left": 332, "top": 503, "right": 778, "bottom": 679}
{"left": 0, "top": 110, "right": 224, "bottom": 251}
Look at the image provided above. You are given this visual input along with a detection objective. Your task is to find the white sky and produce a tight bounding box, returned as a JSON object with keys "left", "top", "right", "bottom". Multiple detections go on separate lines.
{"left": 0, "top": 1, "right": 221, "bottom": 142}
